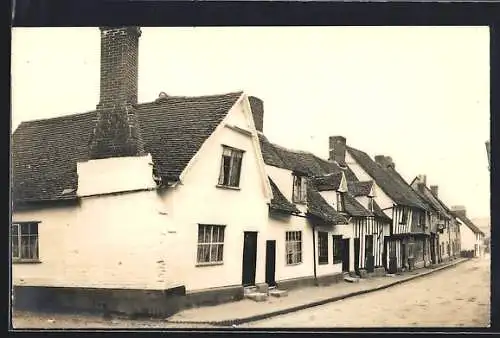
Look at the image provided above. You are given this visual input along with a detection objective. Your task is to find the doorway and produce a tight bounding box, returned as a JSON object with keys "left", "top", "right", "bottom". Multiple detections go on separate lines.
{"left": 354, "top": 238, "right": 360, "bottom": 273}
{"left": 341, "top": 238, "right": 350, "bottom": 272}
{"left": 265, "top": 240, "right": 276, "bottom": 287}
{"left": 242, "top": 232, "right": 258, "bottom": 286}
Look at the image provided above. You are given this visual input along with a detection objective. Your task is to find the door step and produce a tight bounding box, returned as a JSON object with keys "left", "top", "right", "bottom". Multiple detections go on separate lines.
{"left": 243, "top": 286, "right": 258, "bottom": 295}
{"left": 245, "top": 292, "right": 268, "bottom": 302}
{"left": 269, "top": 289, "right": 288, "bottom": 298}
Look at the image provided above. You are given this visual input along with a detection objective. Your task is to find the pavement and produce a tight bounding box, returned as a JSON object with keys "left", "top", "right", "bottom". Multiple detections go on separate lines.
{"left": 164, "top": 257, "right": 470, "bottom": 326}
{"left": 241, "top": 256, "right": 489, "bottom": 328}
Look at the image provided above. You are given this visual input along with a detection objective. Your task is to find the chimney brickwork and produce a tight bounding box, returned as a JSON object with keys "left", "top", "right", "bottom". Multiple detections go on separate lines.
{"left": 89, "top": 27, "right": 144, "bottom": 160}
{"left": 329, "top": 136, "right": 347, "bottom": 167}
{"left": 430, "top": 185, "right": 439, "bottom": 197}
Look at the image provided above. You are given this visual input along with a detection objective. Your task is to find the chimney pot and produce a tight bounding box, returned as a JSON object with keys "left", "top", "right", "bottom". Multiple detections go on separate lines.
{"left": 430, "top": 185, "right": 439, "bottom": 197}
{"left": 375, "top": 155, "right": 395, "bottom": 169}
{"left": 329, "top": 136, "right": 347, "bottom": 167}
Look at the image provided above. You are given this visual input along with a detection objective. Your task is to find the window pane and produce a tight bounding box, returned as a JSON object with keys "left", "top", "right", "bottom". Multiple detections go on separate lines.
{"left": 20, "top": 224, "right": 30, "bottom": 235}
{"left": 217, "top": 227, "right": 225, "bottom": 242}
{"left": 198, "top": 227, "right": 204, "bottom": 243}
{"left": 222, "top": 156, "right": 231, "bottom": 185}
{"left": 217, "top": 244, "right": 224, "bottom": 261}
{"left": 203, "top": 226, "right": 211, "bottom": 243}
{"left": 231, "top": 156, "right": 242, "bottom": 187}
{"left": 30, "top": 236, "right": 39, "bottom": 259}
{"left": 210, "top": 244, "right": 218, "bottom": 262}
{"left": 12, "top": 236, "right": 19, "bottom": 258}
{"left": 20, "top": 236, "right": 30, "bottom": 259}
{"left": 29, "top": 223, "right": 38, "bottom": 235}
{"left": 11, "top": 224, "right": 19, "bottom": 237}
{"left": 197, "top": 245, "right": 205, "bottom": 262}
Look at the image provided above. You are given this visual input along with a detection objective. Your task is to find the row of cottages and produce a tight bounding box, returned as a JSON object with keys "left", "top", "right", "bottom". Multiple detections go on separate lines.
{"left": 451, "top": 206, "right": 485, "bottom": 258}
{"left": 341, "top": 146, "right": 434, "bottom": 272}
{"left": 11, "top": 26, "right": 390, "bottom": 317}
{"left": 10, "top": 26, "right": 470, "bottom": 317}
{"left": 410, "top": 176, "right": 462, "bottom": 263}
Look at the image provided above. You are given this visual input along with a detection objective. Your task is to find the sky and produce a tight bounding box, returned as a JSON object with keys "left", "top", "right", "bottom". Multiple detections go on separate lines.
{"left": 11, "top": 26, "right": 490, "bottom": 219}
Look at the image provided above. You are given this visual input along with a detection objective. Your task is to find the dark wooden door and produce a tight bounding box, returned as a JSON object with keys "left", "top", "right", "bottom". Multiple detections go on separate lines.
{"left": 341, "top": 238, "right": 350, "bottom": 272}
{"left": 242, "top": 232, "right": 258, "bottom": 286}
{"left": 430, "top": 236, "right": 436, "bottom": 264}
{"left": 265, "top": 240, "right": 276, "bottom": 286}
{"left": 354, "top": 238, "right": 360, "bottom": 273}
{"left": 401, "top": 243, "right": 406, "bottom": 269}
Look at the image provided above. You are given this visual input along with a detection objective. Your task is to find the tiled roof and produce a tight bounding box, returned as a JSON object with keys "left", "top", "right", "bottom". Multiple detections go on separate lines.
{"left": 344, "top": 193, "right": 373, "bottom": 217}
{"left": 347, "top": 181, "right": 374, "bottom": 197}
{"left": 12, "top": 92, "right": 243, "bottom": 204}
{"left": 258, "top": 135, "right": 359, "bottom": 181}
{"left": 346, "top": 146, "right": 429, "bottom": 210}
{"left": 313, "top": 172, "right": 343, "bottom": 192}
{"left": 306, "top": 186, "right": 348, "bottom": 225}
{"left": 268, "top": 177, "right": 299, "bottom": 214}
{"left": 452, "top": 212, "right": 484, "bottom": 235}
{"left": 410, "top": 179, "right": 450, "bottom": 219}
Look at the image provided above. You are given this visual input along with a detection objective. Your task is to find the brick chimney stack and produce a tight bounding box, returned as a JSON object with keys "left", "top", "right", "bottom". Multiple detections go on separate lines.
{"left": 89, "top": 27, "right": 144, "bottom": 160}
{"left": 430, "top": 185, "right": 439, "bottom": 197}
{"left": 375, "top": 155, "right": 395, "bottom": 169}
{"left": 451, "top": 205, "right": 467, "bottom": 218}
{"left": 417, "top": 174, "right": 427, "bottom": 192}
{"left": 97, "top": 27, "right": 141, "bottom": 108}
{"left": 329, "top": 136, "right": 347, "bottom": 167}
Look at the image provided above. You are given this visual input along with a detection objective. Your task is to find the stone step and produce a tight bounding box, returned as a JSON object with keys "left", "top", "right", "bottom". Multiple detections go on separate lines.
{"left": 243, "top": 286, "right": 258, "bottom": 295}
{"left": 269, "top": 289, "right": 288, "bottom": 298}
{"left": 344, "top": 276, "right": 360, "bottom": 283}
{"left": 245, "top": 292, "right": 268, "bottom": 302}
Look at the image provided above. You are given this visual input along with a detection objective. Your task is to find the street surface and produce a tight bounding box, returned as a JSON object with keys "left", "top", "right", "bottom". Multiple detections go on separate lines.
{"left": 242, "top": 256, "right": 490, "bottom": 328}
{"left": 11, "top": 256, "right": 489, "bottom": 329}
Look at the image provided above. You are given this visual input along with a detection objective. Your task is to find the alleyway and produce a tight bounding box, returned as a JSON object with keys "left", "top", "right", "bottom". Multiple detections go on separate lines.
{"left": 11, "top": 257, "right": 489, "bottom": 329}
{"left": 242, "top": 256, "right": 490, "bottom": 328}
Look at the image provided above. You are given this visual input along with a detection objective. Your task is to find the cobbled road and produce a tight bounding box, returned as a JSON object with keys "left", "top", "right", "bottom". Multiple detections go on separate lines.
{"left": 241, "top": 256, "right": 490, "bottom": 328}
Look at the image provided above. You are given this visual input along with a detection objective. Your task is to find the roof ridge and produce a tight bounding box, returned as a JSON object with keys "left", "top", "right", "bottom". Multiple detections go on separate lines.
{"left": 15, "top": 110, "right": 97, "bottom": 127}
{"left": 137, "top": 91, "right": 244, "bottom": 106}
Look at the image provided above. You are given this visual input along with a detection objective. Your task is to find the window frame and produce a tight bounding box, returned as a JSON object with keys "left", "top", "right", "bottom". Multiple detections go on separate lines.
{"left": 292, "top": 174, "right": 307, "bottom": 204}
{"left": 336, "top": 192, "right": 346, "bottom": 213}
{"left": 285, "top": 231, "right": 303, "bottom": 265}
{"left": 400, "top": 208, "right": 409, "bottom": 225}
{"left": 317, "top": 231, "right": 329, "bottom": 265}
{"left": 11, "top": 222, "right": 40, "bottom": 263}
{"left": 196, "top": 224, "right": 226, "bottom": 266}
{"left": 217, "top": 145, "right": 245, "bottom": 188}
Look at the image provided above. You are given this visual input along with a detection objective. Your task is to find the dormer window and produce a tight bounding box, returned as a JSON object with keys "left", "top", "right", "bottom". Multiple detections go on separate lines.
{"left": 292, "top": 174, "right": 307, "bottom": 204}
{"left": 336, "top": 192, "right": 346, "bottom": 213}
{"left": 218, "top": 146, "right": 244, "bottom": 188}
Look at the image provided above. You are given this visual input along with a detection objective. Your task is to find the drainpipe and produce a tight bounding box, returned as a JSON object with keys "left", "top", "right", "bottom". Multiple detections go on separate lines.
{"left": 312, "top": 224, "right": 318, "bottom": 286}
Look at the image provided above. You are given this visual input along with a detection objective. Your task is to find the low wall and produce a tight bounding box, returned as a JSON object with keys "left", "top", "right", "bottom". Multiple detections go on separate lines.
{"left": 13, "top": 284, "right": 243, "bottom": 318}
